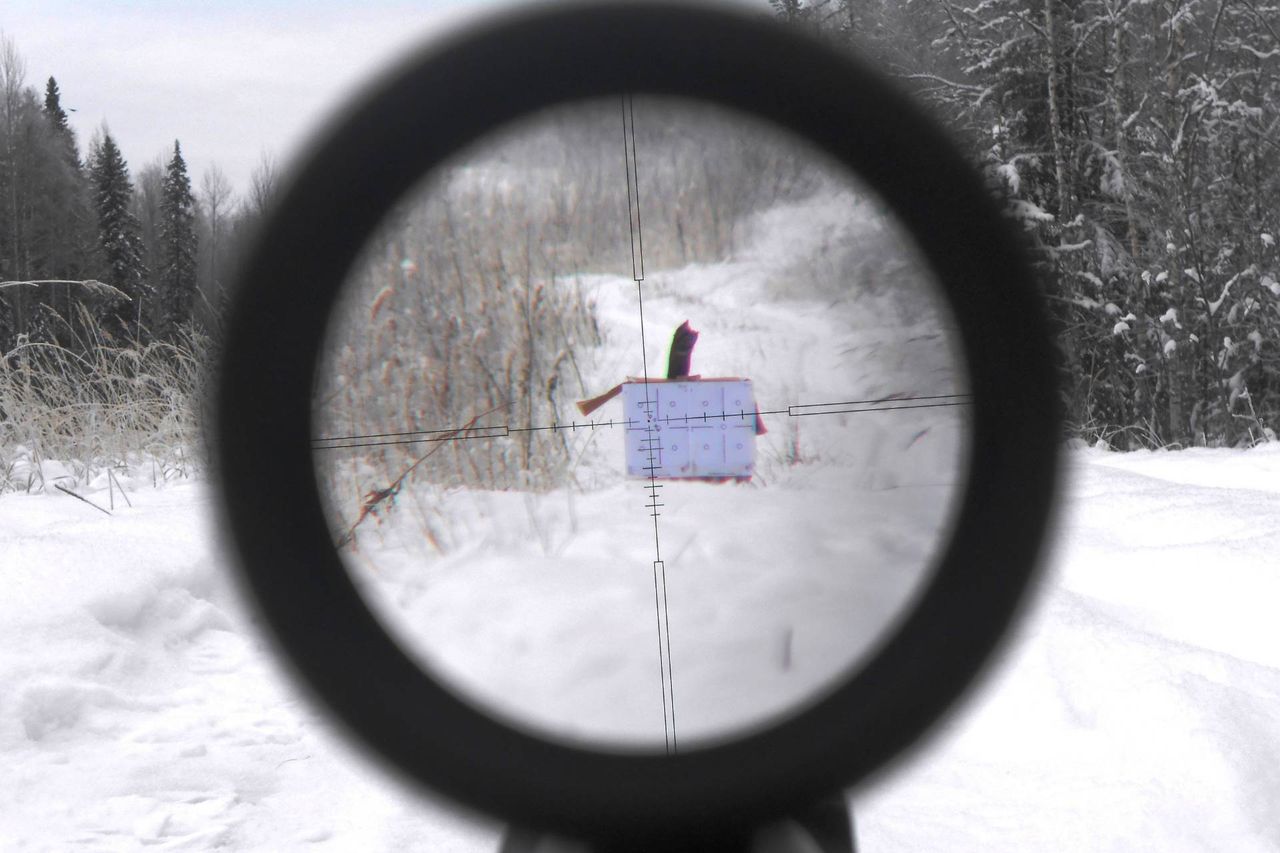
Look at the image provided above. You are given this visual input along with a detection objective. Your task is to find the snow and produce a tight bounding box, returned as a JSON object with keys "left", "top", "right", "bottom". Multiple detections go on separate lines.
{"left": 6, "top": 444, "right": 1280, "bottom": 849}
{"left": 996, "top": 163, "right": 1020, "bottom": 195}
{"left": 5, "top": 190, "right": 1280, "bottom": 849}
{"left": 1006, "top": 199, "right": 1055, "bottom": 227}
{"left": 1077, "top": 271, "right": 1103, "bottom": 290}
{"left": 0, "top": 479, "right": 497, "bottom": 851}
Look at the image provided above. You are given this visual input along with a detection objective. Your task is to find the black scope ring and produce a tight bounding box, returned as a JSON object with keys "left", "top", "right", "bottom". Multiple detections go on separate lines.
{"left": 213, "top": 0, "right": 1061, "bottom": 847}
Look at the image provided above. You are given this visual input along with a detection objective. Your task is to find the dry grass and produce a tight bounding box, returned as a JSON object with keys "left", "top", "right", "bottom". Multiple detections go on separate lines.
{"left": 0, "top": 304, "right": 213, "bottom": 494}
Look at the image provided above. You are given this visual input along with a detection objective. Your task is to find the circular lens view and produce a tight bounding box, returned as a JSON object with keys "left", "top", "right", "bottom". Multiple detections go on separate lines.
{"left": 311, "top": 97, "right": 970, "bottom": 752}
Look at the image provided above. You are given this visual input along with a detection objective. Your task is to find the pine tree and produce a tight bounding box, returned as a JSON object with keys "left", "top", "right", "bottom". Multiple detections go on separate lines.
{"left": 88, "top": 129, "right": 149, "bottom": 342}
{"left": 42, "top": 76, "right": 83, "bottom": 177}
{"left": 0, "top": 33, "right": 27, "bottom": 350}
{"left": 157, "top": 140, "right": 197, "bottom": 338}
{"left": 36, "top": 76, "right": 96, "bottom": 331}
{"left": 1, "top": 53, "right": 92, "bottom": 346}
{"left": 42, "top": 77, "right": 68, "bottom": 136}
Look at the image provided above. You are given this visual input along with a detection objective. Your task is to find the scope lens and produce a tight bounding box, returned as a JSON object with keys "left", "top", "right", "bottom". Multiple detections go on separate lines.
{"left": 311, "top": 97, "right": 971, "bottom": 752}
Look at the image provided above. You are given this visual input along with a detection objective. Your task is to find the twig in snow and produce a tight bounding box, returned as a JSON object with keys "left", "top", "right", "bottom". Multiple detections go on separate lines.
{"left": 108, "top": 467, "right": 132, "bottom": 509}
{"left": 336, "top": 404, "right": 503, "bottom": 551}
{"left": 53, "top": 482, "right": 112, "bottom": 516}
{"left": 275, "top": 755, "right": 312, "bottom": 770}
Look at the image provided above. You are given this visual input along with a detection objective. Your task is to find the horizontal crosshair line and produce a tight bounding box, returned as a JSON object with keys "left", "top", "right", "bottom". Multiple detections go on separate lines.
{"left": 311, "top": 426, "right": 509, "bottom": 450}
{"left": 310, "top": 392, "right": 973, "bottom": 450}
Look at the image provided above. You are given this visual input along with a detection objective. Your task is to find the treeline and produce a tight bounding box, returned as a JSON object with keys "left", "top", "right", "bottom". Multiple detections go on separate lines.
{"left": 0, "top": 33, "right": 268, "bottom": 353}
{"left": 773, "top": 0, "right": 1280, "bottom": 448}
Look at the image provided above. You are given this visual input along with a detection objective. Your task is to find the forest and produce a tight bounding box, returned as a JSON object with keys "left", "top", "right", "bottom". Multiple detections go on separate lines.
{"left": 0, "top": 32, "right": 273, "bottom": 489}
{"left": 0, "top": 36, "right": 277, "bottom": 345}
{"left": 773, "top": 0, "right": 1280, "bottom": 448}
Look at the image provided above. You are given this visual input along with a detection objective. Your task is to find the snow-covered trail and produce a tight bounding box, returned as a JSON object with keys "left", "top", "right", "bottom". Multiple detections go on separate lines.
{"left": 576, "top": 190, "right": 964, "bottom": 492}
{"left": 352, "top": 474, "right": 955, "bottom": 749}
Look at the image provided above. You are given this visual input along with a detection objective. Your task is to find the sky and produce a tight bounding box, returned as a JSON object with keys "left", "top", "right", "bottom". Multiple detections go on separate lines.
{"left": 2, "top": 1, "right": 506, "bottom": 197}
{"left": 2, "top": 0, "right": 770, "bottom": 203}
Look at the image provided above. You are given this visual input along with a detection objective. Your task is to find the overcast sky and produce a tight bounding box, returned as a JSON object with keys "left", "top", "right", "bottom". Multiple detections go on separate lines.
{"left": 4, "top": 0, "right": 769, "bottom": 203}
{"left": 3, "top": 1, "right": 498, "bottom": 196}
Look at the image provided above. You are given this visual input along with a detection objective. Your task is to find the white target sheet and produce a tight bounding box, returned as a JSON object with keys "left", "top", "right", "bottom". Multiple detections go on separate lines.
{"left": 622, "top": 379, "right": 757, "bottom": 479}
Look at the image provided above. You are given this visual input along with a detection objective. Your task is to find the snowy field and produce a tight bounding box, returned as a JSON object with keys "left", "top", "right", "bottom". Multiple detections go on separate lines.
{"left": 4, "top": 444, "right": 1280, "bottom": 850}
{"left": 5, "top": 191, "right": 1280, "bottom": 850}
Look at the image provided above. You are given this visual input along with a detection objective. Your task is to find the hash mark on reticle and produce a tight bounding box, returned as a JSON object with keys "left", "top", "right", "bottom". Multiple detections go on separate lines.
{"left": 636, "top": 395, "right": 666, "bottom": 518}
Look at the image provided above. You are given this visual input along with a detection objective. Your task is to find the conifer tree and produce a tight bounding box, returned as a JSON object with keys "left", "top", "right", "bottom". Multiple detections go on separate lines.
{"left": 88, "top": 129, "right": 149, "bottom": 341}
{"left": 36, "top": 76, "right": 96, "bottom": 327}
{"left": 1, "top": 54, "right": 93, "bottom": 345}
{"left": 157, "top": 140, "right": 197, "bottom": 338}
{"left": 42, "top": 77, "right": 81, "bottom": 175}
{"left": 42, "top": 77, "right": 68, "bottom": 136}
{"left": 0, "top": 33, "right": 28, "bottom": 349}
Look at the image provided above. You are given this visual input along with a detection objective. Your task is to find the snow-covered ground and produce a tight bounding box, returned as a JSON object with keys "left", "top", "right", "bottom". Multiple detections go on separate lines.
{"left": 859, "top": 444, "right": 1280, "bottom": 852}
{"left": 5, "top": 445, "right": 1280, "bottom": 850}
{"left": 0, "top": 475, "right": 497, "bottom": 851}
{"left": 4, "top": 191, "right": 1279, "bottom": 850}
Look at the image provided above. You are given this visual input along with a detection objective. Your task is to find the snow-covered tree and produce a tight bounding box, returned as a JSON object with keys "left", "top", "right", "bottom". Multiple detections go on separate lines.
{"left": 88, "top": 128, "right": 149, "bottom": 342}
{"left": 774, "top": 0, "right": 1280, "bottom": 448}
{"left": 156, "top": 140, "right": 197, "bottom": 339}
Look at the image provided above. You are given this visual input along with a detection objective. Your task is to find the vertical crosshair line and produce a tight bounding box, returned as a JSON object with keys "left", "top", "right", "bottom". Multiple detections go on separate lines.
{"left": 623, "top": 94, "right": 676, "bottom": 754}
{"left": 622, "top": 95, "right": 645, "bottom": 282}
